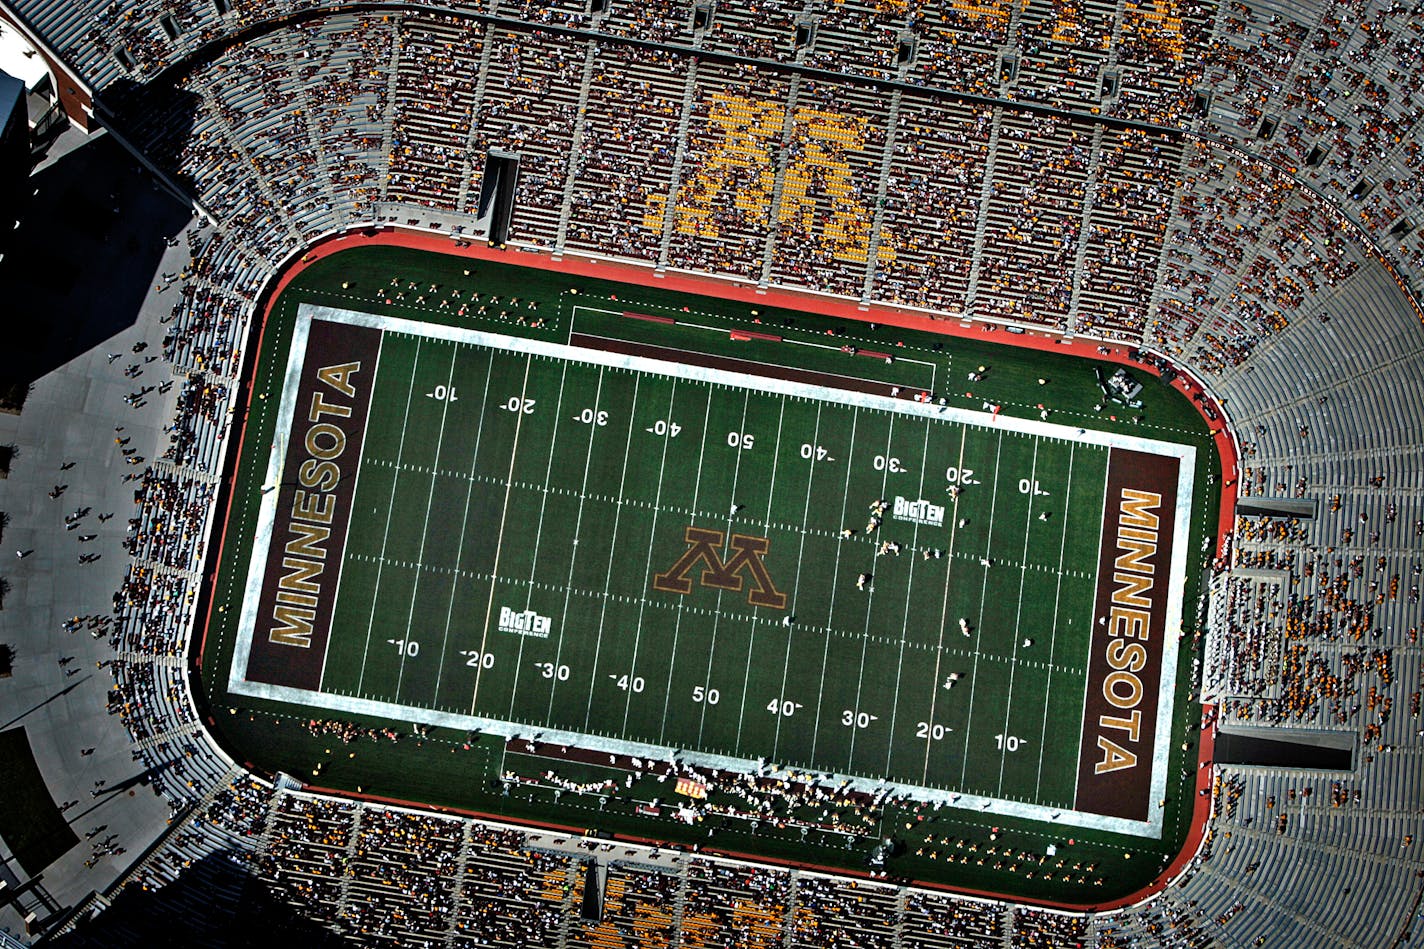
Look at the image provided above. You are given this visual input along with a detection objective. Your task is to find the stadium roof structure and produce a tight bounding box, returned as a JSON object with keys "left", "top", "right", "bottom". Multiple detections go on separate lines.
{"left": 0, "top": 0, "right": 1420, "bottom": 946}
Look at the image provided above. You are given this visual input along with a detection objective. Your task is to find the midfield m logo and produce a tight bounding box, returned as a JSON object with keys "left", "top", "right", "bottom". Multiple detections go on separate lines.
{"left": 653, "top": 526, "right": 787, "bottom": 609}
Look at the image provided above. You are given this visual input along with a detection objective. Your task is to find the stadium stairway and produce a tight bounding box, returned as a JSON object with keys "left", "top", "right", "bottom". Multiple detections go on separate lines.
{"left": 859, "top": 86, "right": 904, "bottom": 305}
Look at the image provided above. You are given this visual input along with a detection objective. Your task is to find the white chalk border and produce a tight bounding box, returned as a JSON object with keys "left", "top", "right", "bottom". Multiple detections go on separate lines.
{"left": 229, "top": 304, "right": 1195, "bottom": 840}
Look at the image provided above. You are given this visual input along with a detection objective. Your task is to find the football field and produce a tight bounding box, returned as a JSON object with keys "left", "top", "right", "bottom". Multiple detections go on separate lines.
{"left": 229, "top": 300, "right": 1193, "bottom": 837}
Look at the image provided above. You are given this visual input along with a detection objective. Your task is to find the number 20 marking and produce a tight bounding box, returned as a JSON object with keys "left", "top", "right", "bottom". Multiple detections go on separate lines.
{"left": 504, "top": 397, "right": 536, "bottom": 414}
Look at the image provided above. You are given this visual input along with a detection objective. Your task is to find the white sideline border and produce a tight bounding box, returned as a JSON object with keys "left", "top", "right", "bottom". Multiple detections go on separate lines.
{"left": 229, "top": 303, "right": 1195, "bottom": 839}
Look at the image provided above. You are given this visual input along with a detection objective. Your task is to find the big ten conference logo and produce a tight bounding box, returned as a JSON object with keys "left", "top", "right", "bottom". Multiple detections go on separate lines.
{"left": 892, "top": 496, "right": 945, "bottom": 527}
{"left": 498, "top": 606, "right": 553, "bottom": 638}
{"left": 653, "top": 526, "right": 787, "bottom": 609}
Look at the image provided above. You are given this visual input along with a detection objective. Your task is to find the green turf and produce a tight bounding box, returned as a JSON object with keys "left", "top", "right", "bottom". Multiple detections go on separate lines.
{"left": 310, "top": 321, "right": 1110, "bottom": 810}
{"left": 0, "top": 727, "right": 78, "bottom": 875}
{"left": 199, "top": 243, "right": 1222, "bottom": 903}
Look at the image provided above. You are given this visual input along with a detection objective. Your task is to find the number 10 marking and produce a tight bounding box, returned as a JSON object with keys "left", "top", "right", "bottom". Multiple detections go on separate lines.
{"left": 996, "top": 733, "right": 1026, "bottom": 752}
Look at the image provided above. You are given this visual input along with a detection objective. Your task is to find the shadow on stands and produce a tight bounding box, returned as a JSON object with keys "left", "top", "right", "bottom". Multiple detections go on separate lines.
{"left": 47, "top": 849, "right": 352, "bottom": 948}
{"left": 0, "top": 78, "right": 196, "bottom": 401}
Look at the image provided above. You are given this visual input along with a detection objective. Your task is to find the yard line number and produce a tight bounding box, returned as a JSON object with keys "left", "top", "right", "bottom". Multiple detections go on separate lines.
{"left": 460, "top": 650, "right": 495, "bottom": 669}
{"left": 427, "top": 385, "right": 459, "bottom": 402}
{"left": 842, "top": 709, "right": 878, "bottom": 728}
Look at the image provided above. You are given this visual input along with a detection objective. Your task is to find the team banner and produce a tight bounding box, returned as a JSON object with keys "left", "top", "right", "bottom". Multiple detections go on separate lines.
{"left": 243, "top": 318, "right": 381, "bottom": 690}
{"left": 1075, "top": 447, "right": 1180, "bottom": 822}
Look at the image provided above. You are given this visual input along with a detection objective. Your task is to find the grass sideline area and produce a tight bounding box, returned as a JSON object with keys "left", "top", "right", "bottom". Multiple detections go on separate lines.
{"left": 0, "top": 727, "right": 79, "bottom": 875}
{"left": 198, "top": 241, "right": 1223, "bottom": 906}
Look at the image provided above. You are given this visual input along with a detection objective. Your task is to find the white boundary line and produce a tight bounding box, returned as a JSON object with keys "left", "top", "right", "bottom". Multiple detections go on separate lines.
{"left": 229, "top": 309, "right": 312, "bottom": 690}
{"left": 733, "top": 394, "right": 786, "bottom": 753}
{"left": 920, "top": 426, "right": 967, "bottom": 785}
{"left": 769, "top": 402, "right": 822, "bottom": 763}
{"left": 807, "top": 405, "right": 859, "bottom": 765}
{"left": 878, "top": 419, "right": 932, "bottom": 775}
{"left": 846, "top": 410, "right": 898, "bottom": 768}
{"left": 230, "top": 304, "right": 1197, "bottom": 839}
{"left": 657, "top": 391, "right": 714, "bottom": 746}
{"left": 694, "top": 388, "right": 750, "bottom": 747}
{"left": 545, "top": 366, "right": 605, "bottom": 724}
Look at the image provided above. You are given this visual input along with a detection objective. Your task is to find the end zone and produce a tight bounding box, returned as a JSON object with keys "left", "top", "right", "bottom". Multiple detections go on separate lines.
{"left": 1076, "top": 447, "right": 1189, "bottom": 827}
{"left": 230, "top": 316, "right": 380, "bottom": 692}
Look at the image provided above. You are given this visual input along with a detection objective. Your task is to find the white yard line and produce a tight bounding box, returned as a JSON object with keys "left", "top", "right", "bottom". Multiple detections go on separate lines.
{"left": 430, "top": 350, "right": 496, "bottom": 704}
{"left": 921, "top": 427, "right": 968, "bottom": 785}
{"left": 956, "top": 431, "right": 1004, "bottom": 788}
{"left": 1035, "top": 440, "right": 1076, "bottom": 801}
{"left": 808, "top": 406, "right": 859, "bottom": 764}
{"left": 733, "top": 395, "right": 786, "bottom": 755}
{"left": 770, "top": 402, "right": 822, "bottom": 763}
{"left": 317, "top": 330, "right": 384, "bottom": 692}
{"left": 393, "top": 345, "right": 461, "bottom": 699}
{"left": 582, "top": 375, "right": 643, "bottom": 729}
{"left": 468, "top": 355, "right": 534, "bottom": 713}
{"left": 619, "top": 378, "right": 679, "bottom": 735}
{"left": 994, "top": 437, "right": 1039, "bottom": 796}
{"left": 695, "top": 388, "right": 751, "bottom": 746}
{"left": 356, "top": 337, "right": 424, "bottom": 697}
{"left": 506, "top": 361, "right": 571, "bottom": 720}
{"left": 657, "top": 392, "right": 714, "bottom": 745}
{"left": 846, "top": 411, "right": 898, "bottom": 768}
{"left": 881, "top": 421, "right": 932, "bottom": 775}
{"left": 546, "top": 367, "right": 607, "bottom": 724}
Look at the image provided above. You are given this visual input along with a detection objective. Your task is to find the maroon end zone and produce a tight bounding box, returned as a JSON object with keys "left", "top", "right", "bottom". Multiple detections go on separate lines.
{"left": 243, "top": 317, "right": 380, "bottom": 691}
{"left": 1075, "top": 447, "right": 1180, "bottom": 822}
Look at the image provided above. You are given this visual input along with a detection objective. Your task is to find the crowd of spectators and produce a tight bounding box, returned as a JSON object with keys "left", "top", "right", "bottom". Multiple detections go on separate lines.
{"left": 386, "top": 14, "right": 484, "bottom": 211}
{"left": 874, "top": 93, "right": 988, "bottom": 311}
{"left": 789, "top": 872, "right": 900, "bottom": 948}
{"left": 902, "top": 888, "right": 1003, "bottom": 946}
{"left": 4, "top": 0, "right": 1421, "bottom": 945}
{"left": 120, "top": 466, "right": 215, "bottom": 571}
{"left": 680, "top": 857, "right": 790, "bottom": 945}
{"left": 769, "top": 79, "right": 887, "bottom": 300}
{"left": 1152, "top": 142, "right": 1366, "bottom": 373}
{"left": 1010, "top": 907, "right": 1090, "bottom": 947}
{"left": 51, "top": 0, "right": 1423, "bottom": 357}
{"left": 1201, "top": 0, "right": 1424, "bottom": 281}
{"left": 454, "top": 825, "right": 572, "bottom": 947}
{"left": 563, "top": 44, "right": 684, "bottom": 261}
{"left": 566, "top": 864, "right": 680, "bottom": 948}
{"left": 467, "top": 26, "right": 585, "bottom": 246}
